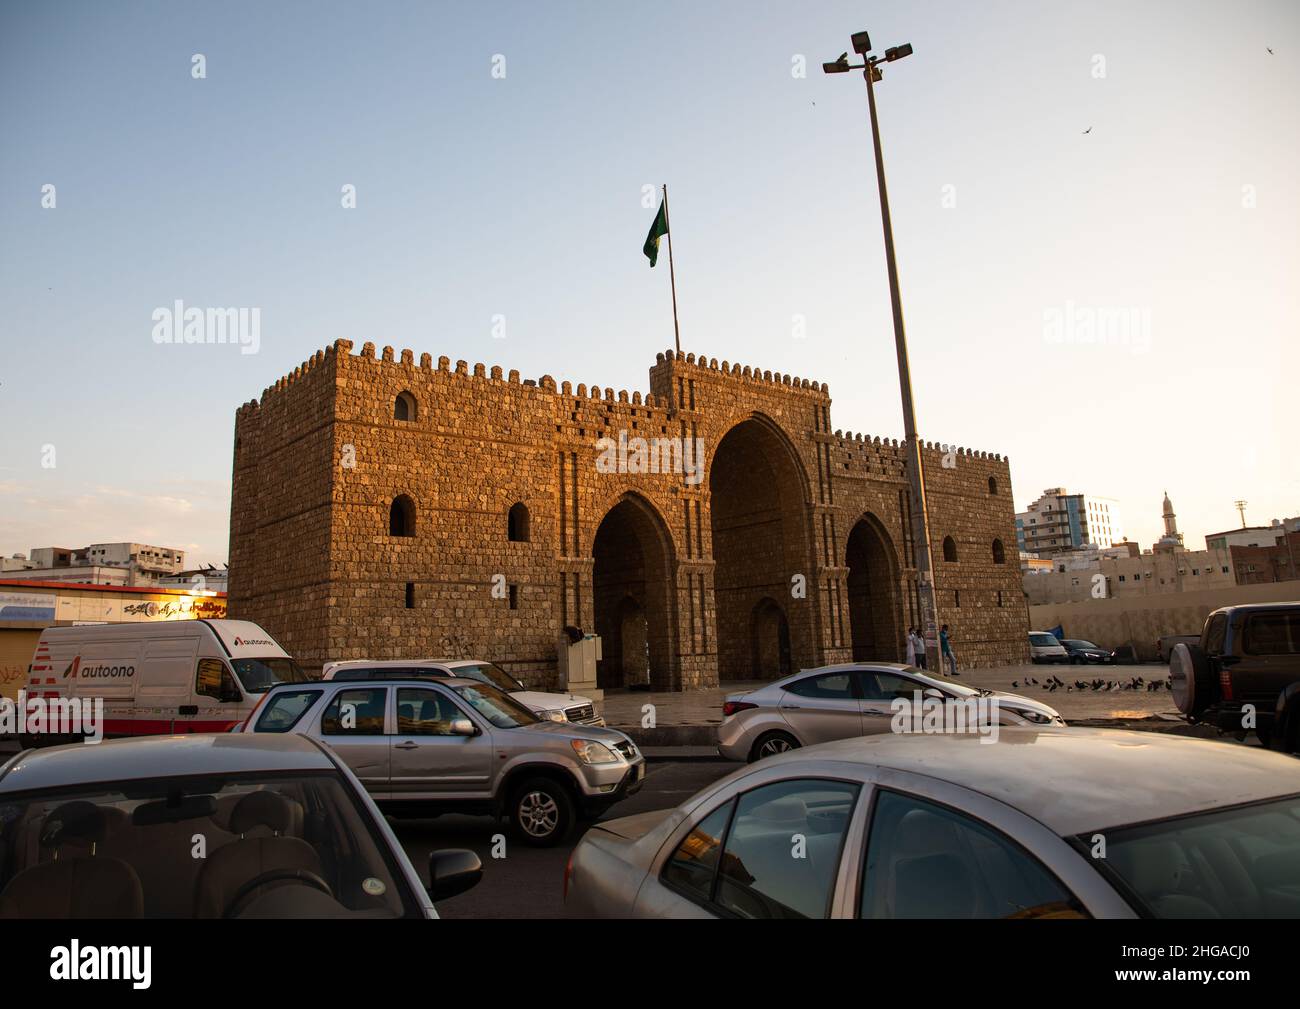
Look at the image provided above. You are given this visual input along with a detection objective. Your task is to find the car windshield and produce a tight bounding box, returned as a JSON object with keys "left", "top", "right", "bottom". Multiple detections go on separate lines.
{"left": 0, "top": 771, "right": 422, "bottom": 918}
{"left": 232, "top": 657, "right": 312, "bottom": 693}
{"left": 1029, "top": 634, "right": 1059, "bottom": 646}
{"left": 450, "top": 662, "right": 524, "bottom": 692}
{"left": 449, "top": 682, "right": 539, "bottom": 728}
{"left": 1082, "top": 795, "right": 1300, "bottom": 918}
{"left": 1065, "top": 640, "right": 1099, "bottom": 649}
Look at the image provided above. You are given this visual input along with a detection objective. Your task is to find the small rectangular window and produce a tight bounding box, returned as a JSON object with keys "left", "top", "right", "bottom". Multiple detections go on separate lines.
{"left": 405, "top": 582, "right": 415, "bottom": 608}
{"left": 509, "top": 584, "right": 518, "bottom": 610}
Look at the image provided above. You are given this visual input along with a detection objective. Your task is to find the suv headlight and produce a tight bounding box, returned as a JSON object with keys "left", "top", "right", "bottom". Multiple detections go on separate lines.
{"left": 543, "top": 709, "right": 567, "bottom": 722}
{"left": 570, "top": 739, "right": 619, "bottom": 764}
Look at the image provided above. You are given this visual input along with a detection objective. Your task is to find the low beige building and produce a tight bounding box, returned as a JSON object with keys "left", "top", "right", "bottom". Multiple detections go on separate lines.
{"left": 1024, "top": 547, "right": 1236, "bottom": 605}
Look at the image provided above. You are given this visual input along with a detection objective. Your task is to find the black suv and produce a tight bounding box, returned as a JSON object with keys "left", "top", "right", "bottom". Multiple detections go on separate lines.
{"left": 1171, "top": 602, "right": 1300, "bottom": 752}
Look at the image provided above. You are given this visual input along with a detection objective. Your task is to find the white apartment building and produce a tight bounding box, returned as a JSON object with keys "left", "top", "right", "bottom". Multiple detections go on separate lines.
{"left": 1015, "top": 488, "right": 1122, "bottom": 557}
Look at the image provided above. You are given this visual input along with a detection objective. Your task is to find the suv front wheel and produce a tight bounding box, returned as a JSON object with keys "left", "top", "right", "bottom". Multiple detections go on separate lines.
{"left": 509, "top": 776, "right": 576, "bottom": 847}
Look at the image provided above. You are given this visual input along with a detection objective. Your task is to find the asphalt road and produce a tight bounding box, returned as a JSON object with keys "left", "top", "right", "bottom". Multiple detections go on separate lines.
{"left": 392, "top": 759, "right": 737, "bottom": 919}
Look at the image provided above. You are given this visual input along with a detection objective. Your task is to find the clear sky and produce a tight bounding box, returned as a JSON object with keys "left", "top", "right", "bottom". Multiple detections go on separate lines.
{"left": 1, "top": 0, "right": 1296, "bottom": 565}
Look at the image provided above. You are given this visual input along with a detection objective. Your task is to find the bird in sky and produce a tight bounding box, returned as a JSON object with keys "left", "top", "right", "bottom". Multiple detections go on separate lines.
{"left": 1082, "top": 126, "right": 1092, "bottom": 134}
{"left": 1267, "top": 47, "right": 1273, "bottom": 54}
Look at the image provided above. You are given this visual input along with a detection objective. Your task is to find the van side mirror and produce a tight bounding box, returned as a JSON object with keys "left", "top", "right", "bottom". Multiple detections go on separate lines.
{"left": 428, "top": 848, "right": 482, "bottom": 901}
{"left": 220, "top": 674, "right": 243, "bottom": 704}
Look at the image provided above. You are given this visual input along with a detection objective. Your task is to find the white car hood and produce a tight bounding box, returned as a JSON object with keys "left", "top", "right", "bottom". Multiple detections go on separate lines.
{"left": 511, "top": 689, "right": 591, "bottom": 713}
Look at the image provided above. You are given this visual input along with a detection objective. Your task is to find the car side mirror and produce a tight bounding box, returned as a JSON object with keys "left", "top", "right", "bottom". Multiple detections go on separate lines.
{"left": 428, "top": 848, "right": 482, "bottom": 902}
{"left": 220, "top": 677, "right": 242, "bottom": 704}
{"left": 450, "top": 717, "right": 475, "bottom": 736}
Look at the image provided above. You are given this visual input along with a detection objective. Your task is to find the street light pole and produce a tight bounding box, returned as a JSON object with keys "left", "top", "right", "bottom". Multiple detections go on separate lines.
{"left": 826, "top": 34, "right": 942, "bottom": 672}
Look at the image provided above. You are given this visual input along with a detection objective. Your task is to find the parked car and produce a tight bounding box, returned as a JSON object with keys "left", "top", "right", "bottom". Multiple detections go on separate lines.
{"left": 322, "top": 658, "right": 603, "bottom": 725}
{"left": 1171, "top": 602, "right": 1300, "bottom": 751}
{"left": 243, "top": 677, "right": 644, "bottom": 845}
{"left": 1028, "top": 631, "right": 1069, "bottom": 664}
{"left": 565, "top": 728, "right": 1300, "bottom": 918}
{"left": 20, "top": 619, "right": 310, "bottom": 744}
{"left": 1061, "top": 639, "right": 1116, "bottom": 665}
{"left": 716, "top": 663, "right": 1063, "bottom": 763}
{"left": 1157, "top": 634, "right": 1200, "bottom": 664}
{"left": 0, "top": 733, "right": 480, "bottom": 918}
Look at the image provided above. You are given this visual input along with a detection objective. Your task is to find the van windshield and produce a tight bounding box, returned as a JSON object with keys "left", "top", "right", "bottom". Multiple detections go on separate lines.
{"left": 232, "top": 657, "right": 311, "bottom": 693}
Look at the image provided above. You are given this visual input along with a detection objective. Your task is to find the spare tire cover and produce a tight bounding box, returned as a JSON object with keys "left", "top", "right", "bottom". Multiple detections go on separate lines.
{"left": 1170, "top": 642, "right": 1212, "bottom": 715}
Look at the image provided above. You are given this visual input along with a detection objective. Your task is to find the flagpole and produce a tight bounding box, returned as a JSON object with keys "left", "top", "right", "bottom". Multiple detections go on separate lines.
{"left": 662, "top": 184, "right": 682, "bottom": 356}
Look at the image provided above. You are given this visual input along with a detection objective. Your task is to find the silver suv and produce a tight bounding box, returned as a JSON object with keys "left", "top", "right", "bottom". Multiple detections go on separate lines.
{"left": 243, "top": 677, "right": 644, "bottom": 846}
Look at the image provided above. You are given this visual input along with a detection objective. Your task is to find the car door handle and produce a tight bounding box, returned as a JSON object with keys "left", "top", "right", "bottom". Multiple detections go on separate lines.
{"left": 178, "top": 705, "right": 198, "bottom": 716}
{"left": 394, "top": 741, "right": 419, "bottom": 750}
{"left": 783, "top": 705, "right": 802, "bottom": 710}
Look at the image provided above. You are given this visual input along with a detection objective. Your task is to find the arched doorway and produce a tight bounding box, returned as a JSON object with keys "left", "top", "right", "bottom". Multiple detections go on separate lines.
{"left": 592, "top": 494, "right": 676, "bottom": 689}
{"left": 750, "top": 597, "right": 792, "bottom": 678}
{"left": 709, "top": 417, "right": 813, "bottom": 681}
{"left": 845, "top": 515, "right": 902, "bottom": 662}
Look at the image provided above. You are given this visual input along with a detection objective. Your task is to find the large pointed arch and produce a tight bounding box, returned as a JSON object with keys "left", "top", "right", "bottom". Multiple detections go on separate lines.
{"left": 591, "top": 492, "right": 679, "bottom": 690}
{"left": 845, "top": 512, "right": 903, "bottom": 662}
{"left": 708, "top": 414, "right": 815, "bottom": 681}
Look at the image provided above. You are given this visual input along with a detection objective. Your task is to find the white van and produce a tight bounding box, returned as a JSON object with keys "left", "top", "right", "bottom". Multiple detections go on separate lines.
{"left": 1028, "top": 631, "right": 1070, "bottom": 664}
{"left": 26, "top": 619, "right": 309, "bottom": 740}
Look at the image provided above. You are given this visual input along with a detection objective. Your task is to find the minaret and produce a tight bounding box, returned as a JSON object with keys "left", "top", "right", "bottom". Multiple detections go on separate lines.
{"left": 1159, "top": 491, "right": 1184, "bottom": 549}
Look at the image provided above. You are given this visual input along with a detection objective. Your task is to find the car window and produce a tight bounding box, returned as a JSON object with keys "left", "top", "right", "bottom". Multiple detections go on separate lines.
{"left": 859, "top": 672, "right": 924, "bottom": 702}
{"left": 661, "top": 801, "right": 734, "bottom": 902}
{"left": 1243, "top": 613, "right": 1300, "bottom": 656}
{"left": 0, "top": 771, "right": 422, "bottom": 918}
{"left": 1084, "top": 795, "right": 1300, "bottom": 918}
{"left": 1029, "top": 634, "right": 1058, "bottom": 647}
{"left": 861, "top": 790, "right": 1085, "bottom": 919}
{"left": 712, "top": 779, "right": 860, "bottom": 919}
{"left": 396, "top": 689, "right": 466, "bottom": 736}
{"left": 195, "top": 658, "right": 237, "bottom": 701}
{"left": 448, "top": 682, "right": 538, "bottom": 727}
{"left": 785, "top": 673, "right": 856, "bottom": 699}
{"left": 1204, "top": 614, "right": 1228, "bottom": 655}
{"left": 451, "top": 662, "right": 524, "bottom": 692}
{"left": 321, "top": 688, "right": 387, "bottom": 735}
{"left": 255, "top": 689, "right": 322, "bottom": 732}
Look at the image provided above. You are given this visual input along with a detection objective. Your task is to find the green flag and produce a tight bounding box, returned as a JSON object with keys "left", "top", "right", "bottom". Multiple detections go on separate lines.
{"left": 643, "top": 199, "right": 668, "bottom": 267}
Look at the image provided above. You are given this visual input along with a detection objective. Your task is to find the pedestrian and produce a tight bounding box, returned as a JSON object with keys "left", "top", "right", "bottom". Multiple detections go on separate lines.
{"left": 911, "top": 628, "right": 926, "bottom": 670}
{"left": 940, "top": 624, "right": 958, "bottom": 676}
{"left": 905, "top": 627, "right": 917, "bottom": 666}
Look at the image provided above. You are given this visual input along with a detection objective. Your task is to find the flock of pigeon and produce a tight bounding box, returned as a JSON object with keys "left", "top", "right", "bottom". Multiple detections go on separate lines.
{"left": 1012, "top": 674, "right": 1172, "bottom": 693}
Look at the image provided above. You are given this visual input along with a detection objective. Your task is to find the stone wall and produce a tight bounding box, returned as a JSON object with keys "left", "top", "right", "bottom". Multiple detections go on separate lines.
{"left": 229, "top": 341, "right": 1029, "bottom": 688}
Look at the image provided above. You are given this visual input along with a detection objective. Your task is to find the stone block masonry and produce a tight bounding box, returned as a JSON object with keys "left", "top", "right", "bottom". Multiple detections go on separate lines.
{"left": 228, "top": 341, "right": 1029, "bottom": 690}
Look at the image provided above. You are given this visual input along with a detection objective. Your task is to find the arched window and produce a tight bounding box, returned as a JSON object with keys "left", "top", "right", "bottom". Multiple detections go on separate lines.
{"left": 394, "top": 391, "right": 417, "bottom": 422}
{"left": 987, "top": 476, "right": 998, "bottom": 496}
{"left": 507, "top": 502, "right": 530, "bottom": 542}
{"left": 942, "top": 536, "right": 958, "bottom": 562}
{"left": 390, "top": 495, "right": 416, "bottom": 537}
{"left": 992, "top": 538, "right": 1006, "bottom": 565}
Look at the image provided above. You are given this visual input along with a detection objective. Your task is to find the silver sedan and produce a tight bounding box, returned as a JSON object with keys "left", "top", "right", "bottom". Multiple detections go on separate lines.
{"left": 716, "top": 663, "right": 1064, "bottom": 762}
{"left": 565, "top": 728, "right": 1300, "bottom": 918}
